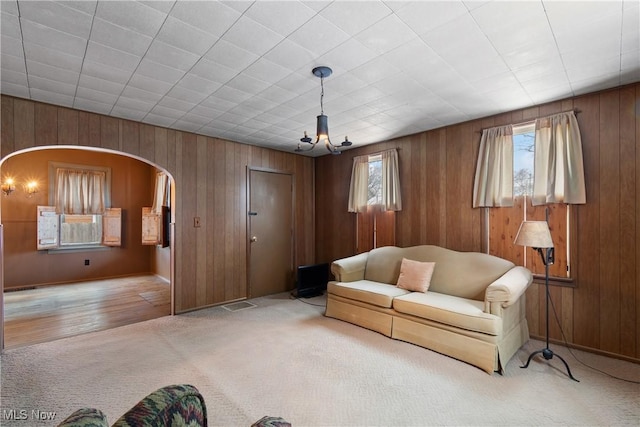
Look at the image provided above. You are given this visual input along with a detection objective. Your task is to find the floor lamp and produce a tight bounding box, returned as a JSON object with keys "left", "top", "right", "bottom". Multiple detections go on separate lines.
{"left": 514, "top": 221, "right": 579, "bottom": 382}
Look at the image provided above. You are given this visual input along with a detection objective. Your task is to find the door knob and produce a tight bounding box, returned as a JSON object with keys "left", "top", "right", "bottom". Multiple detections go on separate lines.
{"left": 250, "top": 236, "right": 258, "bottom": 243}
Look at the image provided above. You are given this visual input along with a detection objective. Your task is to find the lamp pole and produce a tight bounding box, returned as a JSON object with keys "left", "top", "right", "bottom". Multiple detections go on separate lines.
{"left": 520, "top": 247, "right": 579, "bottom": 382}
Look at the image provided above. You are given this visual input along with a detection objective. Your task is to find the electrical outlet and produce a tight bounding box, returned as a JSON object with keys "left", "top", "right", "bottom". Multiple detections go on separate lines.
{"left": 84, "top": 259, "right": 90, "bottom": 266}
{"left": 194, "top": 217, "right": 201, "bottom": 228}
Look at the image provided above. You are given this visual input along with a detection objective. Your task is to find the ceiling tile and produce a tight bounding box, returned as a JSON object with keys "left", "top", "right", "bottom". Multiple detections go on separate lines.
{"left": 263, "top": 38, "right": 316, "bottom": 72}
{"left": 27, "top": 60, "right": 79, "bottom": 86}
{"left": 23, "top": 41, "right": 83, "bottom": 72}
{"left": 244, "top": 0, "right": 315, "bottom": 37}
{"left": 31, "top": 87, "right": 74, "bottom": 106}
{"left": 78, "top": 74, "right": 124, "bottom": 95}
{"left": 96, "top": 0, "right": 167, "bottom": 37}
{"left": 21, "top": 18, "right": 88, "bottom": 58}
{"left": 394, "top": 1, "right": 469, "bottom": 35}
{"left": 1, "top": 11, "right": 21, "bottom": 39}
{"left": 176, "top": 74, "right": 222, "bottom": 95}
{"left": 145, "top": 40, "right": 200, "bottom": 72}
{"left": 0, "top": 1, "right": 18, "bottom": 15}
{"left": 287, "top": 14, "right": 350, "bottom": 57}
{"left": 85, "top": 41, "right": 142, "bottom": 72}
{"left": 165, "top": 86, "right": 208, "bottom": 104}
{"left": 135, "top": 58, "right": 184, "bottom": 85}
{"left": 355, "top": 14, "right": 418, "bottom": 55}
{"left": 18, "top": 1, "right": 93, "bottom": 39}
{"left": 127, "top": 73, "right": 173, "bottom": 94}
{"left": 319, "top": 1, "right": 391, "bottom": 36}
{"left": 73, "top": 96, "right": 113, "bottom": 114}
{"left": 81, "top": 59, "right": 133, "bottom": 85}
{"left": 170, "top": 0, "right": 241, "bottom": 37}
{"left": 90, "top": 18, "right": 153, "bottom": 57}
{"left": 204, "top": 39, "right": 259, "bottom": 72}
{"left": 155, "top": 16, "right": 219, "bottom": 56}
{"left": 1, "top": 68, "right": 28, "bottom": 86}
{"left": 1, "top": 52, "right": 26, "bottom": 73}
{"left": 76, "top": 85, "right": 118, "bottom": 105}
{"left": 221, "top": 15, "right": 284, "bottom": 57}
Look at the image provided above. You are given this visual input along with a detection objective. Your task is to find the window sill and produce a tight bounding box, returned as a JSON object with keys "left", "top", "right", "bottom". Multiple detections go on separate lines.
{"left": 47, "top": 246, "right": 112, "bottom": 254}
{"left": 532, "top": 274, "right": 576, "bottom": 288}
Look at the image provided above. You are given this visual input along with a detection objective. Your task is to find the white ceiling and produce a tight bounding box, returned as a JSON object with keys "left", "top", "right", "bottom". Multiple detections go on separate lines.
{"left": 1, "top": 1, "right": 638, "bottom": 156}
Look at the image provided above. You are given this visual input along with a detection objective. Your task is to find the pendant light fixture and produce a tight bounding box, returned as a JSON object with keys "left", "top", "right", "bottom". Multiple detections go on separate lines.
{"left": 295, "top": 66, "right": 352, "bottom": 155}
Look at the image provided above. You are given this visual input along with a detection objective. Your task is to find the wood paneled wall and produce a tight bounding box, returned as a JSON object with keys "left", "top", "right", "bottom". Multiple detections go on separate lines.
{"left": 316, "top": 83, "right": 640, "bottom": 361}
{"left": 0, "top": 95, "right": 316, "bottom": 313}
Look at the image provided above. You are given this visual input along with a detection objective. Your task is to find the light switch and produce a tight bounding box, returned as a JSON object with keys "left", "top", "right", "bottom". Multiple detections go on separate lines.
{"left": 194, "top": 217, "right": 201, "bottom": 227}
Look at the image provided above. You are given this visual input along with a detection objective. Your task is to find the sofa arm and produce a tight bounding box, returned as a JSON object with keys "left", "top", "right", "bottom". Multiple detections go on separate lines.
{"left": 485, "top": 266, "right": 533, "bottom": 310}
{"left": 331, "top": 252, "right": 369, "bottom": 282}
{"left": 112, "top": 384, "right": 207, "bottom": 427}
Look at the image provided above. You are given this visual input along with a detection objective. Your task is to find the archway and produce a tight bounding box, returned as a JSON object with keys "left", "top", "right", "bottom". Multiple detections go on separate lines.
{"left": 0, "top": 145, "right": 176, "bottom": 349}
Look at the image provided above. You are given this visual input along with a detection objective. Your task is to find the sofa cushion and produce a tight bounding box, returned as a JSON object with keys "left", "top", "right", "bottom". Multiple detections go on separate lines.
{"left": 392, "top": 291, "right": 502, "bottom": 336}
{"left": 396, "top": 258, "right": 435, "bottom": 292}
{"left": 364, "top": 245, "right": 515, "bottom": 301}
{"left": 328, "top": 280, "right": 410, "bottom": 308}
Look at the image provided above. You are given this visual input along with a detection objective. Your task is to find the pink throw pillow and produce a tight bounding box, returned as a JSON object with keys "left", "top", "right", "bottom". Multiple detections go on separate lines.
{"left": 396, "top": 258, "right": 435, "bottom": 293}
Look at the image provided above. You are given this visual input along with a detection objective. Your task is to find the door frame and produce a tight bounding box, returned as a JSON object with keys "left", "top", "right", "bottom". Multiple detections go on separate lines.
{"left": 246, "top": 166, "right": 296, "bottom": 298}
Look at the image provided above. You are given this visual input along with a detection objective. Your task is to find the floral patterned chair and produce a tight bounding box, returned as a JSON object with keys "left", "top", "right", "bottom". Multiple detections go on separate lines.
{"left": 57, "top": 384, "right": 290, "bottom": 427}
{"left": 57, "top": 384, "right": 208, "bottom": 427}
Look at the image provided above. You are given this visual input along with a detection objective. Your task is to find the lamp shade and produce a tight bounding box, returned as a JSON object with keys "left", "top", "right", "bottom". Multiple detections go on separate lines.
{"left": 514, "top": 221, "right": 554, "bottom": 248}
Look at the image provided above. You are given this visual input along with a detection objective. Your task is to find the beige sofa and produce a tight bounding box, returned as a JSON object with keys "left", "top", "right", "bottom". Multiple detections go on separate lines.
{"left": 325, "top": 245, "right": 533, "bottom": 374}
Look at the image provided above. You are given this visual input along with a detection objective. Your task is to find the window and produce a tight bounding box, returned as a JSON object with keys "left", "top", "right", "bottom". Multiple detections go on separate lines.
{"left": 37, "top": 162, "right": 121, "bottom": 250}
{"left": 488, "top": 124, "right": 572, "bottom": 282}
{"left": 367, "top": 154, "right": 382, "bottom": 205}
{"left": 349, "top": 151, "right": 400, "bottom": 253}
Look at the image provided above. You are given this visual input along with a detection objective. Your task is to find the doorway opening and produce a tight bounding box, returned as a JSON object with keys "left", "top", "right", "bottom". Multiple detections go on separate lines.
{"left": 0, "top": 146, "right": 176, "bottom": 349}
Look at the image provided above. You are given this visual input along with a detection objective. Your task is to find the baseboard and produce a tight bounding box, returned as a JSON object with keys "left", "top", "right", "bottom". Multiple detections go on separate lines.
{"left": 530, "top": 334, "right": 640, "bottom": 365}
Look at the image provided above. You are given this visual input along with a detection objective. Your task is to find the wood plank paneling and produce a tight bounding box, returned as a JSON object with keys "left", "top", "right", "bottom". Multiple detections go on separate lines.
{"left": 1, "top": 97, "right": 14, "bottom": 157}
{"left": 121, "top": 120, "right": 139, "bottom": 156}
{"left": 57, "top": 107, "right": 78, "bottom": 145}
{"left": 619, "top": 87, "right": 637, "bottom": 357}
{"left": 13, "top": 98, "right": 34, "bottom": 151}
{"left": 599, "top": 91, "right": 621, "bottom": 354}
{"left": 35, "top": 103, "right": 57, "bottom": 146}
{"left": 573, "top": 93, "right": 601, "bottom": 349}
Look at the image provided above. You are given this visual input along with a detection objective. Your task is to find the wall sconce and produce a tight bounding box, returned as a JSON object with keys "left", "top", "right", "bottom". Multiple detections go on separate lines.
{"left": 25, "top": 181, "right": 38, "bottom": 196}
{"left": 2, "top": 178, "right": 16, "bottom": 196}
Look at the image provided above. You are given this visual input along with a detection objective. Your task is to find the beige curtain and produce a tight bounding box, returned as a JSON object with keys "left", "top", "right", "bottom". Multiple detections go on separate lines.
{"left": 532, "top": 112, "right": 586, "bottom": 205}
{"left": 55, "top": 168, "right": 106, "bottom": 214}
{"left": 473, "top": 125, "right": 514, "bottom": 207}
{"left": 348, "top": 155, "right": 369, "bottom": 213}
{"left": 381, "top": 149, "right": 402, "bottom": 211}
{"left": 151, "top": 172, "right": 169, "bottom": 214}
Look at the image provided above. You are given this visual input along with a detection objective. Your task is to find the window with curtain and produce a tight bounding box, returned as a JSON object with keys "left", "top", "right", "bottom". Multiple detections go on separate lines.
{"left": 348, "top": 149, "right": 402, "bottom": 253}
{"left": 474, "top": 112, "right": 585, "bottom": 283}
{"left": 41, "top": 162, "right": 114, "bottom": 248}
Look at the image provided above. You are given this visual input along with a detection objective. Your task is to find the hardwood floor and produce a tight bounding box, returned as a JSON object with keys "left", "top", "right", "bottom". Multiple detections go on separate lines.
{"left": 3, "top": 275, "right": 171, "bottom": 349}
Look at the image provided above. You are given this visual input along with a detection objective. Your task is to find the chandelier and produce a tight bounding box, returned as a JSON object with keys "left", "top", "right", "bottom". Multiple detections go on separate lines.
{"left": 295, "top": 66, "right": 352, "bottom": 155}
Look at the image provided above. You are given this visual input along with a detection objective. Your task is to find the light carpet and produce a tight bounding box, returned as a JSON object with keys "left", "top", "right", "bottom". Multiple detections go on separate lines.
{"left": 1, "top": 292, "right": 639, "bottom": 426}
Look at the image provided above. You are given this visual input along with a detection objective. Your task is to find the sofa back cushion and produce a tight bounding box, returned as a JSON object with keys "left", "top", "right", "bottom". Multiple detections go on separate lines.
{"left": 364, "top": 245, "right": 515, "bottom": 301}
